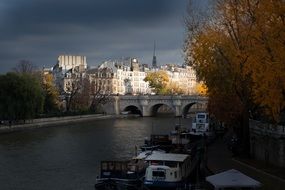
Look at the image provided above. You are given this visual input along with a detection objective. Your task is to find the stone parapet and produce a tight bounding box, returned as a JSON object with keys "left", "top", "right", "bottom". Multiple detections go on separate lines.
{"left": 250, "top": 120, "right": 285, "bottom": 168}
{"left": 250, "top": 120, "right": 285, "bottom": 137}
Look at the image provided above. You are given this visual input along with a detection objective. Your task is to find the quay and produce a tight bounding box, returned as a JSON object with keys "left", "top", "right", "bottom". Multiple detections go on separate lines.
{"left": 207, "top": 138, "right": 285, "bottom": 190}
{"left": 0, "top": 114, "right": 116, "bottom": 134}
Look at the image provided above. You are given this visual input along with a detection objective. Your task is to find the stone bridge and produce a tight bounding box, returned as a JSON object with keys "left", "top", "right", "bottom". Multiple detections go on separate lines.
{"left": 104, "top": 95, "right": 208, "bottom": 117}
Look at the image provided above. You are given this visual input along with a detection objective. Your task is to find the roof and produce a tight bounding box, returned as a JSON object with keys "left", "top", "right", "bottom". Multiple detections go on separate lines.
{"left": 148, "top": 165, "right": 170, "bottom": 170}
{"left": 134, "top": 150, "right": 165, "bottom": 160}
{"left": 86, "top": 68, "right": 99, "bottom": 74}
{"left": 145, "top": 152, "right": 189, "bottom": 162}
{"left": 206, "top": 169, "right": 261, "bottom": 188}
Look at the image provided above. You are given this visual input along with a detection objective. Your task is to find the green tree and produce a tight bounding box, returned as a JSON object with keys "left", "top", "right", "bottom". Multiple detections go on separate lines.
{"left": 0, "top": 73, "right": 44, "bottom": 122}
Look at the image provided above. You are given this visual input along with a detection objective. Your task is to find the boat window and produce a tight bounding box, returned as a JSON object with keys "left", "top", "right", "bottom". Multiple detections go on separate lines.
{"left": 174, "top": 171, "right": 177, "bottom": 178}
{"left": 115, "top": 163, "right": 121, "bottom": 170}
{"left": 109, "top": 163, "right": 114, "bottom": 170}
{"left": 152, "top": 171, "right": 165, "bottom": 178}
{"left": 121, "top": 163, "right": 126, "bottom": 171}
{"left": 164, "top": 161, "right": 177, "bottom": 168}
{"left": 102, "top": 163, "right": 108, "bottom": 170}
{"left": 198, "top": 115, "right": 205, "bottom": 118}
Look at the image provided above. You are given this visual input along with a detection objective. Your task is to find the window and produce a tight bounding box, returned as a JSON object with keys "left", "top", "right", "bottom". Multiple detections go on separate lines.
{"left": 102, "top": 163, "right": 108, "bottom": 170}
{"left": 198, "top": 115, "right": 205, "bottom": 118}
{"left": 152, "top": 171, "right": 165, "bottom": 178}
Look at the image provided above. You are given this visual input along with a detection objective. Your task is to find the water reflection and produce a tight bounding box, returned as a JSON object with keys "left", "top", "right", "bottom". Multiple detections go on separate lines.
{"left": 0, "top": 117, "right": 191, "bottom": 190}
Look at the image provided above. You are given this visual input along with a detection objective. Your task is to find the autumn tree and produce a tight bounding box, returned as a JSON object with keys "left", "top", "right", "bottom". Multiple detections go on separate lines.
{"left": 144, "top": 70, "right": 169, "bottom": 94}
{"left": 245, "top": 0, "right": 285, "bottom": 123}
{"left": 166, "top": 82, "right": 185, "bottom": 95}
{"left": 42, "top": 73, "right": 60, "bottom": 113}
{"left": 195, "top": 82, "right": 208, "bottom": 96}
{"left": 185, "top": 0, "right": 285, "bottom": 154}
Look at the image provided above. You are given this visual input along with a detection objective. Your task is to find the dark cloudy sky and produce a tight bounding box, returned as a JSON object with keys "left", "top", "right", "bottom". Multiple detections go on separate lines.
{"left": 0, "top": 0, "right": 209, "bottom": 73}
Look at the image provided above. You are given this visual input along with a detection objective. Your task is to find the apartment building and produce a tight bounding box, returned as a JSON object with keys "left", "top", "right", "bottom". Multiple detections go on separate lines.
{"left": 88, "top": 58, "right": 151, "bottom": 95}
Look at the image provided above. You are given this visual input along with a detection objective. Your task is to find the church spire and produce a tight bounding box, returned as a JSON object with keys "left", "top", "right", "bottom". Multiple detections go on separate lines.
{"left": 152, "top": 41, "right": 157, "bottom": 68}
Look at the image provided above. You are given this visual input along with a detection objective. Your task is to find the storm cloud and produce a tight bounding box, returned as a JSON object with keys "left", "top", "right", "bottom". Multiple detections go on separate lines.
{"left": 0, "top": 0, "right": 208, "bottom": 73}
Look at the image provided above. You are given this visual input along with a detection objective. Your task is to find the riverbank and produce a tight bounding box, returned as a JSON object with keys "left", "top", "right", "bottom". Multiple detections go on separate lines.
{"left": 207, "top": 138, "right": 285, "bottom": 190}
{"left": 0, "top": 114, "right": 117, "bottom": 134}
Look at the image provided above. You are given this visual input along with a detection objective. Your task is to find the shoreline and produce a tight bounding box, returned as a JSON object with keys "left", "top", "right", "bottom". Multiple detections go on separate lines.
{"left": 0, "top": 114, "right": 118, "bottom": 134}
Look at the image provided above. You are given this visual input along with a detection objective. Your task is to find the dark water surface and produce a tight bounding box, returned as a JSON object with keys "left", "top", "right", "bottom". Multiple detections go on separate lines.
{"left": 0, "top": 117, "right": 191, "bottom": 190}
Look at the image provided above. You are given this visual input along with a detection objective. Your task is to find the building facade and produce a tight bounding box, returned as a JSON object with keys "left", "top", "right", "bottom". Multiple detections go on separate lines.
{"left": 52, "top": 55, "right": 87, "bottom": 93}
{"left": 159, "top": 64, "right": 197, "bottom": 95}
{"left": 88, "top": 58, "right": 151, "bottom": 95}
{"left": 51, "top": 55, "right": 197, "bottom": 96}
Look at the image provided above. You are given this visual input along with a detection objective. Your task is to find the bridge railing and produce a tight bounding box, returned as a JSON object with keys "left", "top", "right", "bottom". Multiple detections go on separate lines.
{"left": 116, "top": 95, "right": 208, "bottom": 100}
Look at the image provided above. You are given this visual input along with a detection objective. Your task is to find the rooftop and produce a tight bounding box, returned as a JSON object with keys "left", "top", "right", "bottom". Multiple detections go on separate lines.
{"left": 145, "top": 152, "right": 189, "bottom": 162}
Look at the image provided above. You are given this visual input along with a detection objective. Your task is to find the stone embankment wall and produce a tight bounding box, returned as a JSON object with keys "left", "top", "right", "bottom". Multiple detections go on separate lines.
{"left": 250, "top": 120, "right": 285, "bottom": 168}
{"left": 0, "top": 114, "right": 115, "bottom": 134}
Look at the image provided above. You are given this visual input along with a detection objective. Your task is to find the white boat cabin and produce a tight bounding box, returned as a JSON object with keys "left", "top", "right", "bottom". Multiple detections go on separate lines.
{"left": 144, "top": 152, "right": 191, "bottom": 188}
{"left": 192, "top": 112, "right": 210, "bottom": 132}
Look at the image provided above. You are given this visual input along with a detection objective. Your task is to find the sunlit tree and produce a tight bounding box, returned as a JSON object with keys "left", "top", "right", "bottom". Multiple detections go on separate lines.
{"left": 144, "top": 70, "right": 169, "bottom": 94}
{"left": 185, "top": 0, "right": 285, "bottom": 154}
{"left": 195, "top": 82, "right": 208, "bottom": 96}
{"left": 42, "top": 73, "right": 60, "bottom": 113}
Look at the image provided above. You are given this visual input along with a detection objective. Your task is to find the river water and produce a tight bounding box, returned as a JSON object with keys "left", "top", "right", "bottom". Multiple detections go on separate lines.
{"left": 0, "top": 116, "right": 191, "bottom": 190}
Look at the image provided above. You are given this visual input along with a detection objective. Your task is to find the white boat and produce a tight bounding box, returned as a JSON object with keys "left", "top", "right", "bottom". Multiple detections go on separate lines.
{"left": 95, "top": 150, "right": 165, "bottom": 190}
{"left": 192, "top": 112, "right": 215, "bottom": 137}
{"left": 192, "top": 112, "right": 209, "bottom": 132}
{"left": 144, "top": 151, "right": 192, "bottom": 188}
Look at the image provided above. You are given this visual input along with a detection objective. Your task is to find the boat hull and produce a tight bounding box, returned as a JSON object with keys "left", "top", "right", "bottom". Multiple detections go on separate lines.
{"left": 144, "top": 180, "right": 185, "bottom": 188}
{"left": 95, "top": 178, "right": 143, "bottom": 190}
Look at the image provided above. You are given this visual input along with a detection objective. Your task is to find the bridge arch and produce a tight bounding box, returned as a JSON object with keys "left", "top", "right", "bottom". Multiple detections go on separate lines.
{"left": 122, "top": 105, "right": 142, "bottom": 115}
{"left": 108, "top": 95, "right": 208, "bottom": 117}
{"left": 148, "top": 103, "right": 175, "bottom": 117}
{"left": 182, "top": 102, "right": 196, "bottom": 117}
{"left": 182, "top": 102, "right": 208, "bottom": 117}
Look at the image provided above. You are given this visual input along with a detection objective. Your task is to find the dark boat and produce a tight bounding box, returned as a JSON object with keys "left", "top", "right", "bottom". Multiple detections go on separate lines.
{"left": 95, "top": 155, "right": 147, "bottom": 190}
{"left": 142, "top": 134, "right": 174, "bottom": 152}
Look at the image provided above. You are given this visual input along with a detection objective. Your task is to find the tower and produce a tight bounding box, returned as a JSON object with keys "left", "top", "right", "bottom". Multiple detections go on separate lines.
{"left": 152, "top": 41, "right": 157, "bottom": 68}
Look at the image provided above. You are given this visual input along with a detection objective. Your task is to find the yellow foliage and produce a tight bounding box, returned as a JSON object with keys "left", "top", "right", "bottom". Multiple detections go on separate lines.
{"left": 166, "top": 82, "right": 185, "bottom": 95}
{"left": 185, "top": 0, "right": 285, "bottom": 123}
{"left": 42, "top": 73, "right": 60, "bottom": 110}
{"left": 144, "top": 70, "right": 169, "bottom": 94}
{"left": 195, "top": 83, "right": 208, "bottom": 96}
